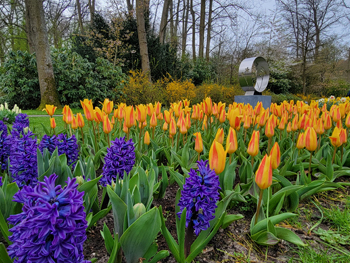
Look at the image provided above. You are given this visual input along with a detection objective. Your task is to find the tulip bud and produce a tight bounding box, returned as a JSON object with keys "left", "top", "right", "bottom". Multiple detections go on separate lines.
{"left": 65, "top": 108, "right": 73, "bottom": 124}
{"left": 265, "top": 117, "right": 275, "bottom": 138}
{"left": 150, "top": 112, "right": 157, "bottom": 128}
{"left": 247, "top": 130, "right": 260, "bottom": 157}
{"left": 215, "top": 128, "right": 224, "bottom": 144}
{"left": 304, "top": 127, "right": 317, "bottom": 152}
{"left": 255, "top": 154, "right": 272, "bottom": 190}
{"left": 219, "top": 108, "right": 226, "bottom": 123}
{"left": 75, "top": 176, "right": 85, "bottom": 186}
{"left": 169, "top": 118, "right": 176, "bottom": 136}
{"left": 296, "top": 133, "right": 305, "bottom": 149}
{"left": 133, "top": 203, "right": 146, "bottom": 220}
{"left": 193, "top": 132, "right": 203, "bottom": 153}
{"left": 144, "top": 131, "right": 150, "bottom": 145}
{"left": 103, "top": 115, "right": 113, "bottom": 134}
{"left": 226, "top": 127, "right": 238, "bottom": 154}
{"left": 136, "top": 104, "right": 147, "bottom": 123}
{"left": 124, "top": 106, "right": 136, "bottom": 128}
{"left": 209, "top": 141, "right": 227, "bottom": 174}
{"left": 270, "top": 142, "right": 280, "bottom": 169}
{"left": 72, "top": 116, "right": 78, "bottom": 130}
{"left": 340, "top": 128, "right": 347, "bottom": 145}
{"left": 50, "top": 117, "right": 56, "bottom": 129}
{"left": 77, "top": 113, "right": 85, "bottom": 128}
{"left": 162, "top": 122, "right": 168, "bottom": 131}
{"left": 329, "top": 127, "right": 341, "bottom": 147}
{"left": 102, "top": 98, "right": 113, "bottom": 114}
{"left": 346, "top": 112, "right": 350, "bottom": 128}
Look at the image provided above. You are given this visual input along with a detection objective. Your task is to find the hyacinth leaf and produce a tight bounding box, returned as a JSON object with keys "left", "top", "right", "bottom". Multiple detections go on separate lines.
{"left": 0, "top": 210, "right": 10, "bottom": 245}
{"left": 190, "top": 191, "right": 236, "bottom": 252}
{"left": 78, "top": 175, "right": 102, "bottom": 193}
{"left": 181, "top": 142, "right": 190, "bottom": 168}
{"left": 126, "top": 192, "right": 136, "bottom": 227}
{"left": 107, "top": 186, "right": 127, "bottom": 239}
{"left": 178, "top": 208, "right": 187, "bottom": 262}
{"left": 132, "top": 185, "right": 141, "bottom": 204}
{"left": 120, "top": 207, "right": 161, "bottom": 263}
{"left": 147, "top": 250, "right": 170, "bottom": 263}
{"left": 137, "top": 167, "right": 151, "bottom": 207}
{"left": 40, "top": 122, "right": 51, "bottom": 135}
{"left": 37, "top": 148, "right": 45, "bottom": 176}
{"left": 251, "top": 213, "right": 297, "bottom": 236}
{"left": 251, "top": 230, "right": 280, "bottom": 246}
{"left": 143, "top": 243, "right": 158, "bottom": 261}
{"left": 73, "top": 160, "right": 84, "bottom": 177}
{"left": 101, "top": 223, "right": 115, "bottom": 255}
{"left": 2, "top": 182, "right": 20, "bottom": 220}
{"left": 221, "top": 214, "right": 244, "bottom": 229}
{"left": 186, "top": 212, "right": 226, "bottom": 263}
{"left": 87, "top": 206, "right": 111, "bottom": 231}
{"left": 275, "top": 227, "right": 306, "bottom": 246}
{"left": 159, "top": 206, "right": 180, "bottom": 262}
{"left": 0, "top": 242, "right": 12, "bottom": 263}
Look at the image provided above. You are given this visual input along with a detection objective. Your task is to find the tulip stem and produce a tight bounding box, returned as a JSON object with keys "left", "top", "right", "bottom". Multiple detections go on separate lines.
{"left": 229, "top": 154, "right": 232, "bottom": 164}
{"left": 198, "top": 152, "right": 200, "bottom": 161}
{"left": 138, "top": 125, "right": 143, "bottom": 152}
{"left": 309, "top": 151, "right": 313, "bottom": 177}
{"left": 267, "top": 137, "right": 272, "bottom": 153}
{"left": 80, "top": 127, "right": 84, "bottom": 144}
{"left": 251, "top": 157, "right": 254, "bottom": 169}
{"left": 244, "top": 129, "right": 247, "bottom": 143}
{"left": 332, "top": 146, "right": 337, "bottom": 164}
{"left": 341, "top": 145, "right": 343, "bottom": 164}
{"left": 255, "top": 189, "right": 264, "bottom": 225}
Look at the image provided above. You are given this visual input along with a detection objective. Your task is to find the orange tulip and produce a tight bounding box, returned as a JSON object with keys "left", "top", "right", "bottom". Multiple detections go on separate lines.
{"left": 102, "top": 99, "right": 113, "bottom": 114}
{"left": 179, "top": 116, "right": 187, "bottom": 134}
{"left": 209, "top": 141, "right": 226, "bottom": 174}
{"left": 228, "top": 108, "right": 241, "bottom": 130}
{"left": 193, "top": 132, "right": 203, "bottom": 153}
{"left": 265, "top": 117, "right": 275, "bottom": 138}
{"left": 103, "top": 115, "right": 113, "bottom": 134}
{"left": 226, "top": 127, "right": 238, "bottom": 154}
{"left": 215, "top": 128, "right": 224, "bottom": 144}
{"left": 314, "top": 118, "right": 324, "bottom": 135}
{"left": 65, "top": 108, "right": 73, "bottom": 124}
{"left": 287, "top": 122, "right": 292, "bottom": 133}
{"left": 185, "top": 113, "right": 191, "bottom": 129}
{"left": 329, "top": 127, "right": 341, "bottom": 147}
{"left": 304, "top": 127, "right": 317, "bottom": 152}
{"left": 77, "top": 113, "right": 85, "bottom": 128}
{"left": 296, "top": 133, "right": 305, "bottom": 149}
{"left": 44, "top": 105, "right": 57, "bottom": 117}
{"left": 247, "top": 130, "right": 260, "bottom": 157}
{"left": 331, "top": 106, "right": 341, "bottom": 122}
{"left": 255, "top": 154, "right": 272, "bottom": 190}
{"left": 169, "top": 117, "right": 177, "bottom": 136}
{"left": 136, "top": 104, "right": 147, "bottom": 123}
{"left": 81, "top": 100, "right": 95, "bottom": 121}
{"left": 219, "top": 108, "right": 226, "bottom": 123}
{"left": 203, "top": 97, "right": 212, "bottom": 115}
{"left": 291, "top": 115, "right": 299, "bottom": 132}
{"left": 163, "top": 122, "right": 168, "bottom": 131}
{"left": 72, "top": 116, "right": 78, "bottom": 130}
{"left": 324, "top": 113, "right": 332, "bottom": 130}
{"left": 124, "top": 106, "right": 136, "bottom": 128}
{"left": 157, "top": 112, "right": 164, "bottom": 121}
{"left": 346, "top": 112, "right": 350, "bottom": 128}
{"left": 164, "top": 110, "right": 171, "bottom": 124}
{"left": 270, "top": 142, "right": 281, "bottom": 169}
{"left": 50, "top": 117, "right": 56, "bottom": 129}
{"left": 94, "top": 107, "right": 104, "bottom": 123}
{"left": 144, "top": 131, "right": 150, "bottom": 145}
{"left": 147, "top": 103, "right": 154, "bottom": 117}
{"left": 340, "top": 128, "right": 347, "bottom": 145}
{"left": 243, "top": 115, "right": 252, "bottom": 129}
{"left": 150, "top": 112, "right": 157, "bottom": 128}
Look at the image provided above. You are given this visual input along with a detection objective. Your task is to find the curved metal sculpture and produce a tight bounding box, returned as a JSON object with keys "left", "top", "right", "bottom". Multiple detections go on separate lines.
{"left": 238, "top": 57, "right": 269, "bottom": 95}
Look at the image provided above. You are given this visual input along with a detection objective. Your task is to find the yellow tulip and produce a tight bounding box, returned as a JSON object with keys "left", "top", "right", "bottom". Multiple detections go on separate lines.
{"left": 144, "top": 131, "right": 150, "bottom": 145}
{"left": 44, "top": 105, "right": 57, "bottom": 117}
{"left": 255, "top": 154, "right": 272, "bottom": 190}
{"left": 270, "top": 142, "right": 281, "bottom": 169}
{"left": 209, "top": 140, "right": 226, "bottom": 174}
{"left": 226, "top": 127, "right": 238, "bottom": 154}
{"left": 247, "top": 130, "right": 260, "bottom": 157}
{"left": 304, "top": 127, "right": 317, "bottom": 152}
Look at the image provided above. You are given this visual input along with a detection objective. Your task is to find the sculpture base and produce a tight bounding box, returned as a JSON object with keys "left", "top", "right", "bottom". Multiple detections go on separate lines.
{"left": 234, "top": 95, "right": 271, "bottom": 108}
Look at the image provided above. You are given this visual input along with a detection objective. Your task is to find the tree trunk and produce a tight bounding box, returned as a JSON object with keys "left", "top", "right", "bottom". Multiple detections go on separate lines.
{"left": 88, "top": 0, "right": 95, "bottom": 26}
{"left": 126, "top": 0, "right": 133, "bottom": 13}
{"left": 198, "top": 0, "right": 205, "bottom": 58}
{"left": 159, "top": 0, "right": 170, "bottom": 44}
{"left": 205, "top": 0, "right": 213, "bottom": 61}
{"left": 190, "top": 0, "right": 196, "bottom": 61}
{"left": 76, "top": 0, "right": 85, "bottom": 34}
{"left": 25, "top": 0, "right": 61, "bottom": 109}
{"left": 170, "top": 0, "right": 174, "bottom": 41}
{"left": 136, "top": 0, "right": 151, "bottom": 81}
{"left": 182, "top": 0, "right": 189, "bottom": 57}
{"left": 173, "top": 0, "right": 180, "bottom": 46}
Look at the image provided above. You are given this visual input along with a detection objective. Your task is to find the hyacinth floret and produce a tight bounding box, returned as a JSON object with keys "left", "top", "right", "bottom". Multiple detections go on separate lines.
{"left": 101, "top": 137, "right": 135, "bottom": 186}
{"left": 7, "top": 173, "right": 90, "bottom": 263}
{"left": 177, "top": 160, "right": 220, "bottom": 235}
{"left": 39, "top": 134, "right": 58, "bottom": 154}
{"left": 0, "top": 121, "right": 10, "bottom": 171}
{"left": 0, "top": 176, "right": 2, "bottom": 187}
{"left": 9, "top": 131, "right": 37, "bottom": 187}
{"left": 57, "top": 134, "right": 79, "bottom": 166}
{"left": 0, "top": 120, "right": 8, "bottom": 138}
{"left": 12, "top": 113, "right": 29, "bottom": 135}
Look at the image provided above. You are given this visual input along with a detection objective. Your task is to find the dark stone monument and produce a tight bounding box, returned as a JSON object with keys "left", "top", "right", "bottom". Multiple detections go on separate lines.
{"left": 235, "top": 57, "right": 271, "bottom": 108}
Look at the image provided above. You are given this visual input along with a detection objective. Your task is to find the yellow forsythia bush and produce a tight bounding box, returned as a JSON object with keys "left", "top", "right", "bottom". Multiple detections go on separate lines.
{"left": 122, "top": 70, "right": 163, "bottom": 105}
{"left": 193, "top": 83, "right": 243, "bottom": 105}
{"left": 166, "top": 79, "right": 196, "bottom": 104}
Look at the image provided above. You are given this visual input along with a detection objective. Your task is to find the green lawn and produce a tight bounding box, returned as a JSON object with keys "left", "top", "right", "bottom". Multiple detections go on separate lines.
{"left": 22, "top": 108, "right": 84, "bottom": 116}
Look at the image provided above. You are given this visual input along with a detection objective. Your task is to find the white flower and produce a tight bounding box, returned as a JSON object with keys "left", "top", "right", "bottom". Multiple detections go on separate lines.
{"left": 4, "top": 102, "right": 8, "bottom": 109}
{"left": 329, "top": 95, "right": 335, "bottom": 100}
{"left": 0, "top": 105, "right": 4, "bottom": 111}
{"left": 340, "top": 97, "right": 346, "bottom": 103}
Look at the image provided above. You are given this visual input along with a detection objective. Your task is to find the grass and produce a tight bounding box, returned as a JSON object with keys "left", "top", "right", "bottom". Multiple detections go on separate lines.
{"left": 22, "top": 108, "right": 84, "bottom": 116}
{"left": 288, "top": 244, "right": 349, "bottom": 262}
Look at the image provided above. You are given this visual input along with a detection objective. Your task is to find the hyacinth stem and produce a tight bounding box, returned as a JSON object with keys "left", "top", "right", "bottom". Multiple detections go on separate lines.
{"left": 255, "top": 189, "right": 264, "bottom": 225}
{"left": 185, "top": 219, "right": 195, "bottom": 258}
{"left": 332, "top": 146, "right": 337, "bottom": 164}
{"left": 309, "top": 151, "right": 313, "bottom": 177}
{"left": 80, "top": 127, "right": 84, "bottom": 144}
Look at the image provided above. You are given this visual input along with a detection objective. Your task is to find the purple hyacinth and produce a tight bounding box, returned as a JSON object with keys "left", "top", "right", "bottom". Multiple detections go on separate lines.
{"left": 0, "top": 177, "right": 2, "bottom": 187}
{"left": 9, "top": 131, "right": 37, "bottom": 187}
{"left": 7, "top": 174, "right": 90, "bottom": 263}
{"left": 56, "top": 134, "right": 79, "bottom": 166}
{"left": 0, "top": 120, "right": 8, "bottom": 138}
{"left": 12, "top": 113, "right": 29, "bottom": 135}
{"left": 101, "top": 137, "right": 135, "bottom": 186}
{"left": 177, "top": 160, "right": 220, "bottom": 235}
{"left": 39, "top": 134, "right": 58, "bottom": 154}
{"left": 0, "top": 135, "right": 11, "bottom": 171}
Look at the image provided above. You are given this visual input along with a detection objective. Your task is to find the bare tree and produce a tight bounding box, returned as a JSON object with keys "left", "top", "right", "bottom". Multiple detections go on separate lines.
{"left": 25, "top": 0, "right": 60, "bottom": 108}
{"left": 198, "top": 0, "right": 205, "bottom": 58}
{"left": 159, "top": 0, "right": 170, "bottom": 44}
